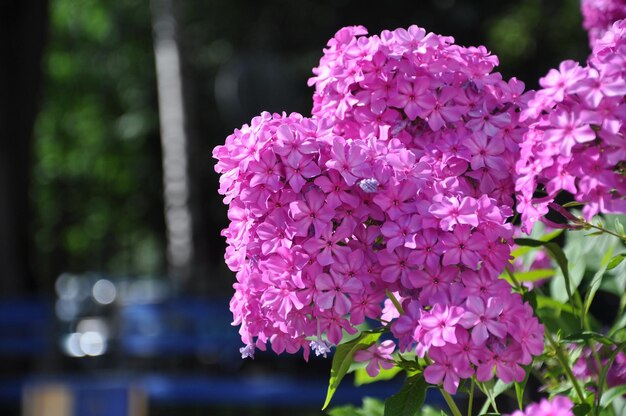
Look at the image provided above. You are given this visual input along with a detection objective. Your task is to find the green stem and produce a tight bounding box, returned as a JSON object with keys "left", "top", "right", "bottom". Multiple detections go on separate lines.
{"left": 468, "top": 377, "right": 475, "bottom": 416}
{"left": 505, "top": 267, "right": 523, "bottom": 291}
{"left": 440, "top": 389, "right": 462, "bottom": 416}
{"left": 584, "top": 221, "right": 626, "bottom": 242}
{"left": 424, "top": 356, "right": 462, "bottom": 416}
{"left": 545, "top": 330, "right": 587, "bottom": 403}
{"left": 386, "top": 289, "right": 404, "bottom": 314}
{"left": 581, "top": 312, "right": 603, "bottom": 374}
{"left": 477, "top": 381, "right": 499, "bottom": 413}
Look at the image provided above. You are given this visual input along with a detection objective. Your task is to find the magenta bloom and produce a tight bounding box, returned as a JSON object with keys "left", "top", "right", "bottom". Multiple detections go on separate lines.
{"left": 581, "top": 0, "right": 626, "bottom": 47}
{"left": 460, "top": 296, "right": 507, "bottom": 345}
{"left": 215, "top": 24, "right": 544, "bottom": 393}
{"left": 353, "top": 340, "right": 396, "bottom": 377}
{"left": 508, "top": 396, "right": 574, "bottom": 416}
{"left": 439, "top": 225, "right": 484, "bottom": 270}
{"left": 387, "top": 77, "right": 429, "bottom": 120}
{"left": 419, "top": 304, "right": 463, "bottom": 348}
{"left": 424, "top": 346, "right": 473, "bottom": 394}
{"left": 429, "top": 196, "right": 479, "bottom": 231}
{"left": 517, "top": 20, "right": 626, "bottom": 231}
{"left": 314, "top": 272, "right": 362, "bottom": 315}
{"left": 289, "top": 189, "right": 337, "bottom": 238}
{"left": 326, "top": 138, "right": 371, "bottom": 186}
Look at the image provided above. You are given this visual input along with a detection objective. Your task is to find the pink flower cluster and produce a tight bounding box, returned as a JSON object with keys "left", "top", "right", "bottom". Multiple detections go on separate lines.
{"left": 572, "top": 344, "right": 626, "bottom": 391}
{"left": 309, "top": 25, "right": 528, "bottom": 209}
{"left": 581, "top": 0, "right": 626, "bottom": 47}
{"left": 213, "top": 25, "right": 545, "bottom": 394}
{"left": 508, "top": 396, "right": 574, "bottom": 416}
{"left": 516, "top": 19, "right": 626, "bottom": 233}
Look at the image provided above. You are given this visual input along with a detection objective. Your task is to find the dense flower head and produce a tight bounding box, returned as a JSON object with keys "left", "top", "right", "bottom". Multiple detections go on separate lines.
{"left": 581, "top": 0, "right": 626, "bottom": 47}
{"left": 508, "top": 396, "right": 574, "bottom": 416}
{"left": 213, "top": 25, "right": 545, "bottom": 395}
{"left": 516, "top": 19, "right": 626, "bottom": 233}
{"left": 309, "top": 24, "right": 530, "bottom": 209}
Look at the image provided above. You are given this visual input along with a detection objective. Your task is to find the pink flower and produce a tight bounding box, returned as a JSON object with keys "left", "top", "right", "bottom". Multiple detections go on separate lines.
{"left": 510, "top": 315, "right": 545, "bottom": 365}
{"left": 460, "top": 296, "right": 507, "bottom": 345}
{"left": 314, "top": 170, "right": 360, "bottom": 208}
{"left": 544, "top": 109, "right": 596, "bottom": 156}
{"left": 302, "top": 220, "right": 352, "bottom": 266}
{"left": 255, "top": 211, "right": 295, "bottom": 255}
{"left": 443, "top": 327, "right": 482, "bottom": 368}
{"left": 353, "top": 340, "right": 396, "bottom": 377}
{"left": 408, "top": 228, "right": 442, "bottom": 271}
{"left": 538, "top": 60, "right": 585, "bottom": 103}
{"left": 419, "top": 304, "right": 463, "bottom": 348}
{"left": 415, "top": 87, "right": 465, "bottom": 131}
{"left": 317, "top": 309, "right": 358, "bottom": 345}
{"left": 380, "top": 214, "right": 420, "bottom": 252}
{"left": 516, "top": 22, "right": 626, "bottom": 230}
{"left": 326, "top": 138, "right": 370, "bottom": 186}
{"left": 214, "top": 24, "right": 545, "bottom": 382}
{"left": 476, "top": 340, "right": 526, "bottom": 383}
{"left": 424, "top": 346, "right": 473, "bottom": 394}
{"left": 439, "top": 225, "right": 484, "bottom": 270}
{"left": 581, "top": 0, "right": 626, "bottom": 47}
{"left": 378, "top": 246, "right": 419, "bottom": 285}
{"left": 373, "top": 180, "right": 418, "bottom": 220}
{"left": 508, "top": 396, "right": 574, "bottom": 416}
{"left": 430, "top": 196, "right": 479, "bottom": 231}
{"left": 314, "top": 272, "right": 362, "bottom": 315}
{"left": 283, "top": 152, "right": 321, "bottom": 193}
{"left": 409, "top": 264, "right": 457, "bottom": 303}
{"left": 388, "top": 77, "right": 429, "bottom": 120}
{"left": 248, "top": 149, "right": 282, "bottom": 191}
{"left": 289, "top": 189, "right": 337, "bottom": 238}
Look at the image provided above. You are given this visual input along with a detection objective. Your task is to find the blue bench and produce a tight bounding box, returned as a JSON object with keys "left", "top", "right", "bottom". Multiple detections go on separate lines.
{"left": 0, "top": 297, "right": 52, "bottom": 356}
{"left": 118, "top": 298, "right": 240, "bottom": 361}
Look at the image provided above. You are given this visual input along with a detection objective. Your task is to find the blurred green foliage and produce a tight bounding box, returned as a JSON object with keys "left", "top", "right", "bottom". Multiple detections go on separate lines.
{"left": 33, "top": 0, "right": 164, "bottom": 285}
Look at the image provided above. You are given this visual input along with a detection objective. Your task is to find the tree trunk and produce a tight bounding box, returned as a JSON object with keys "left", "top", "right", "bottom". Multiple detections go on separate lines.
{"left": 151, "top": 0, "right": 194, "bottom": 285}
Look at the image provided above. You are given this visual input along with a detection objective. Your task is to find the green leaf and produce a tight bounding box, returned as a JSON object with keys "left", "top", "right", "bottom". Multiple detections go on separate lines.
{"left": 514, "top": 268, "right": 555, "bottom": 282}
{"left": 614, "top": 218, "right": 625, "bottom": 236}
{"left": 583, "top": 243, "right": 616, "bottom": 326}
{"left": 328, "top": 398, "right": 386, "bottom": 416}
{"left": 563, "top": 201, "right": 586, "bottom": 208}
{"left": 322, "top": 331, "right": 382, "bottom": 410}
{"left": 328, "top": 405, "right": 360, "bottom": 416}
{"left": 595, "top": 342, "right": 626, "bottom": 414}
{"left": 583, "top": 263, "right": 609, "bottom": 322}
{"left": 600, "top": 385, "right": 626, "bottom": 409}
{"left": 610, "top": 312, "right": 626, "bottom": 336}
{"left": 514, "top": 238, "right": 573, "bottom": 304}
{"left": 416, "top": 406, "right": 445, "bottom": 416}
{"left": 536, "top": 295, "right": 578, "bottom": 314}
{"left": 510, "top": 229, "right": 563, "bottom": 259}
{"left": 572, "top": 403, "right": 591, "bottom": 416}
{"left": 383, "top": 374, "right": 427, "bottom": 416}
{"left": 563, "top": 331, "right": 618, "bottom": 346}
{"left": 514, "top": 365, "right": 531, "bottom": 410}
{"left": 361, "top": 397, "right": 386, "bottom": 416}
{"left": 478, "top": 379, "right": 510, "bottom": 414}
{"left": 354, "top": 365, "right": 402, "bottom": 386}
{"left": 585, "top": 231, "right": 605, "bottom": 237}
{"left": 607, "top": 253, "right": 626, "bottom": 271}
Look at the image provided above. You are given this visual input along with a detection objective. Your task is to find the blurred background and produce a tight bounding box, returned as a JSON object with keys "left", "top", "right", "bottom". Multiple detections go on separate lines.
{"left": 0, "top": 0, "right": 589, "bottom": 415}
